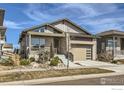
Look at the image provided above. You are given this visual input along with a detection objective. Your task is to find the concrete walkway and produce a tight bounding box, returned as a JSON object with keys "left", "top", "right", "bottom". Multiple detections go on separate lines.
{"left": 77, "top": 60, "right": 124, "bottom": 72}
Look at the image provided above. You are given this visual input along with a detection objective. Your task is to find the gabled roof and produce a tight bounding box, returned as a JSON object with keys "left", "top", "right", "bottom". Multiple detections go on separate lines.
{"left": 19, "top": 24, "right": 64, "bottom": 43}
{"left": 19, "top": 18, "right": 92, "bottom": 42}
{"left": 22, "top": 24, "right": 63, "bottom": 33}
{"left": 46, "top": 24, "right": 64, "bottom": 33}
{"left": 50, "top": 18, "right": 91, "bottom": 35}
{"left": 22, "top": 18, "right": 91, "bottom": 35}
{"left": 97, "top": 30, "right": 124, "bottom": 36}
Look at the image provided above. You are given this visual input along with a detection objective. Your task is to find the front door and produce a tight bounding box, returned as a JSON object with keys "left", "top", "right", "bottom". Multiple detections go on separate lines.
{"left": 54, "top": 38, "right": 60, "bottom": 53}
{"left": 121, "top": 38, "right": 124, "bottom": 50}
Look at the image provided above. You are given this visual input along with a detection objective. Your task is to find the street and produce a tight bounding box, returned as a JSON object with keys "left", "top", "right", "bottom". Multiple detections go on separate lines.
{"left": 40, "top": 75, "right": 124, "bottom": 85}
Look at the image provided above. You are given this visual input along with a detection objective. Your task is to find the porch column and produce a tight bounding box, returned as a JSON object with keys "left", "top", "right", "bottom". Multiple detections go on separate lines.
{"left": 92, "top": 38, "right": 97, "bottom": 60}
{"left": 29, "top": 34, "right": 31, "bottom": 56}
{"left": 113, "top": 36, "right": 116, "bottom": 58}
{"left": 66, "top": 33, "right": 71, "bottom": 51}
{"left": 117, "top": 37, "right": 121, "bottom": 51}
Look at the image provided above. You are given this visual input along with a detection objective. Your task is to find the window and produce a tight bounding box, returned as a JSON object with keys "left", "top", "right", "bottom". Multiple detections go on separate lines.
{"left": 33, "top": 27, "right": 45, "bottom": 32}
{"left": 86, "top": 47, "right": 92, "bottom": 60}
{"left": 107, "top": 39, "right": 117, "bottom": 47}
{"left": 31, "top": 37, "right": 45, "bottom": 48}
{"left": 107, "top": 39, "right": 113, "bottom": 47}
{"left": 40, "top": 27, "right": 45, "bottom": 32}
{"left": 34, "top": 29, "right": 39, "bottom": 32}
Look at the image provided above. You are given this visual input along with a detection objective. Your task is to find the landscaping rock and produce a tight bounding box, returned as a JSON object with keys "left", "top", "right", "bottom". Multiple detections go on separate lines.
{"left": 30, "top": 62, "right": 40, "bottom": 68}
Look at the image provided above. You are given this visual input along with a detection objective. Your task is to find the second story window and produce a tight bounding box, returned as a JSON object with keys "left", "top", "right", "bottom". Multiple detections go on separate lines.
{"left": 33, "top": 27, "right": 45, "bottom": 32}
{"left": 40, "top": 27, "right": 45, "bottom": 32}
{"left": 34, "top": 29, "right": 39, "bottom": 32}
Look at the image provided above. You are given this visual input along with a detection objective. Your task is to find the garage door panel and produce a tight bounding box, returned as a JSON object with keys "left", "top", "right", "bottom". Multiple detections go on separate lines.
{"left": 71, "top": 48, "right": 86, "bottom": 61}
{"left": 71, "top": 44, "right": 92, "bottom": 61}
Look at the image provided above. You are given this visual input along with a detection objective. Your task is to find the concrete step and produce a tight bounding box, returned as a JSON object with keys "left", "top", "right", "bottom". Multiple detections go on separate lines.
{"left": 55, "top": 54, "right": 80, "bottom": 67}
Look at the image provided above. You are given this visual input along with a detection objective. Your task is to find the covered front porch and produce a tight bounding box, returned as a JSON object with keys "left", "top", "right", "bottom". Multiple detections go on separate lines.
{"left": 97, "top": 30, "right": 124, "bottom": 60}
{"left": 27, "top": 32, "right": 66, "bottom": 58}
{"left": 106, "top": 35, "right": 124, "bottom": 60}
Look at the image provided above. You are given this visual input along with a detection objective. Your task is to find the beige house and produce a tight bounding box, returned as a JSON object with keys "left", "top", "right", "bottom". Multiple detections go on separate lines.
{"left": 19, "top": 19, "right": 97, "bottom": 62}
{"left": 97, "top": 30, "right": 124, "bottom": 60}
{"left": 0, "top": 9, "right": 7, "bottom": 56}
{"left": 2, "top": 43, "right": 13, "bottom": 52}
{"left": 0, "top": 9, "right": 13, "bottom": 57}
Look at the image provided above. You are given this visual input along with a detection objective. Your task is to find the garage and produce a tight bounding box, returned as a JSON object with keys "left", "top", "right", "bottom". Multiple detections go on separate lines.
{"left": 71, "top": 44, "right": 92, "bottom": 61}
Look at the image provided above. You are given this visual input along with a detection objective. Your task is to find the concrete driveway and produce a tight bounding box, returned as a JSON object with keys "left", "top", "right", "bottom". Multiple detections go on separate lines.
{"left": 76, "top": 60, "right": 124, "bottom": 72}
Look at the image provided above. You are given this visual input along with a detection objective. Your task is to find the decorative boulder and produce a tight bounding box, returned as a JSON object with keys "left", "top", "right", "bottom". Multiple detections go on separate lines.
{"left": 30, "top": 62, "right": 40, "bottom": 68}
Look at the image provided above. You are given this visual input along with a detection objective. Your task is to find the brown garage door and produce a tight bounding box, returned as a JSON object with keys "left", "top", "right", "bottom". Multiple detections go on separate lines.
{"left": 71, "top": 44, "right": 92, "bottom": 61}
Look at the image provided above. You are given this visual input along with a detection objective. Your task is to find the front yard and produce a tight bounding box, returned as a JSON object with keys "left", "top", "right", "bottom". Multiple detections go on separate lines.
{"left": 0, "top": 68, "right": 114, "bottom": 82}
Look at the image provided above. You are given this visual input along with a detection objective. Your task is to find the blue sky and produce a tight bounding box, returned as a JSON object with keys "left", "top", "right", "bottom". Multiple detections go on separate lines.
{"left": 0, "top": 3, "right": 124, "bottom": 48}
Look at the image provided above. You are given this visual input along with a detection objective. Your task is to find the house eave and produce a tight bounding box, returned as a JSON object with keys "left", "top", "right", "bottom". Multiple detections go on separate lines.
{"left": 69, "top": 33, "right": 95, "bottom": 38}
{"left": 97, "top": 30, "right": 124, "bottom": 37}
{"left": 27, "top": 32, "right": 65, "bottom": 37}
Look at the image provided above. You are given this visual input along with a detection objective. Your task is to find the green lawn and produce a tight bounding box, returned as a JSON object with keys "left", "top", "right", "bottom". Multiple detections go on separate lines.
{"left": 0, "top": 68, "right": 114, "bottom": 82}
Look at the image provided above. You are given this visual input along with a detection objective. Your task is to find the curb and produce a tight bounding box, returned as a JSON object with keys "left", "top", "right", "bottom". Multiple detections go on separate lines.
{"left": 1, "top": 72, "right": 124, "bottom": 85}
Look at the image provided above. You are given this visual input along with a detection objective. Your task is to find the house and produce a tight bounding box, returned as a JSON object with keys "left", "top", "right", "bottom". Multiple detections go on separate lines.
{"left": 97, "top": 30, "right": 124, "bottom": 60}
{"left": 19, "top": 19, "right": 97, "bottom": 62}
{"left": 0, "top": 9, "right": 7, "bottom": 56}
{"left": 2, "top": 43, "right": 13, "bottom": 52}
{"left": 0, "top": 9, "right": 13, "bottom": 57}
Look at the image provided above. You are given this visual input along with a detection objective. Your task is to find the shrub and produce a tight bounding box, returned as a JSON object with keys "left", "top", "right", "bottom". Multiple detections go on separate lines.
{"left": 29, "top": 57, "right": 35, "bottom": 62}
{"left": 38, "top": 49, "right": 50, "bottom": 63}
{"left": 111, "top": 60, "right": 118, "bottom": 64}
{"left": 0, "top": 57, "right": 14, "bottom": 66}
{"left": 50, "top": 56, "right": 60, "bottom": 66}
{"left": 97, "top": 52, "right": 113, "bottom": 62}
{"left": 20, "top": 59, "right": 30, "bottom": 65}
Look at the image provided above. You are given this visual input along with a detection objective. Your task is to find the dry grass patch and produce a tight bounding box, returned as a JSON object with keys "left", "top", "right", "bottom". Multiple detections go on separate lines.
{"left": 115, "top": 59, "right": 124, "bottom": 64}
{"left": 0, "top": 68, "right": 114, "bottom": 82}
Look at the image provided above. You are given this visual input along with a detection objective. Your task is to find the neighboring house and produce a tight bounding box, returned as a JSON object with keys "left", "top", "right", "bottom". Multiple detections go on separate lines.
{"left": 0, "top": 9, "right": 13, "bottom": 57}
{"left": 0, "top": 9, "right": 7, "bottom": 56}
{"left": 2, "top": 43, "right": 13, "bottom": 52}
{"left": 19, "top": 19, "right": 97, "bottom": 62}
{"left": 97, "top": 30, "right": 124, "bottom": 60}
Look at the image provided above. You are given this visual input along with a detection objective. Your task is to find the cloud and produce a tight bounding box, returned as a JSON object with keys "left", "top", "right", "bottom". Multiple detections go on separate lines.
{"left": 80, "top": 17, "right": 124, "bottom": 33}
{"left": 61, "top": 3, "right": 118, "bottom": 19}
{"left": 4, "top": 20, "right": 23, "bottom": 29}
{"left": 23, "top": 4, "right": 56, "bottom": 22}
{"left": 23, "top": 4, "right": 124, "bottom": 33}
{"left": 24, "top": 3, "right": 119, "bottom": 21}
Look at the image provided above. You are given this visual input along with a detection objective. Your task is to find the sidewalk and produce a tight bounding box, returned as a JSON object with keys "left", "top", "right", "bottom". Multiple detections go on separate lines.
{"left": 1, "top": 72, "right": 124, "bottom": 85}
